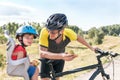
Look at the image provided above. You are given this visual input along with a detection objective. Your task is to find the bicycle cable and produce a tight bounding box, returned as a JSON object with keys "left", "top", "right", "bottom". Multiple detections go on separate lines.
{"left": 112, "top": 55, "right": 120, "bottom": 80}
{"left": 102, "top": 56, "right": 115, "bottom": 80}
{"left": 112, "top": 57, "right": 115, "bottom": 80}
{"left": 103, "top": 56, "right": 112, "bottom": 69}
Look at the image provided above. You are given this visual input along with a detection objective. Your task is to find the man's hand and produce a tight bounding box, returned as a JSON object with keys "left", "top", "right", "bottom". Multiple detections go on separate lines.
{"left": 92, "top": 47, "right": 100, "bottom": 52}
{"left": 61, "top": 53, "right": 78, "bottom": 61}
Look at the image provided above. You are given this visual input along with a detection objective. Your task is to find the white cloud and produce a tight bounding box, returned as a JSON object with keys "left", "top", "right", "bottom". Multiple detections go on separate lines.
{"left": 0, "top": 2, "right": 36, "bottom": 16}
{"left": 0, "top": 1, "right": 120, "bottom": 31}
{"left": 0, "top": 2, "right": 42, "bottom": 26}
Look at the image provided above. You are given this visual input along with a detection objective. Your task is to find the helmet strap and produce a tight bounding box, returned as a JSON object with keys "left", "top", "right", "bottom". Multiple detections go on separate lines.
{"left": 54, "top": 30, "right": 61, "bottom": 41}
{"left": 21, "top": 41, "right": 27, "bottom": 47}
{"left": 18, "top": 35, "right": 27, "bottom": 47}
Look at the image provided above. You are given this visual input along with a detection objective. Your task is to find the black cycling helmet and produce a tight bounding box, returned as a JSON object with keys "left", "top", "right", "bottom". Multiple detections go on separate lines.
{"left": 45, "top": 13, "right": 68, "bottom": 30}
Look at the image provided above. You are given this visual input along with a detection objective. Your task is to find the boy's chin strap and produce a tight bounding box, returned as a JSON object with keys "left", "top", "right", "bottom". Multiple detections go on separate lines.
{"left": 19, "top": 39, "right": 27, "bottom": 47}
{"left": 21, "top": 42, "right": 27, "bottom": 47}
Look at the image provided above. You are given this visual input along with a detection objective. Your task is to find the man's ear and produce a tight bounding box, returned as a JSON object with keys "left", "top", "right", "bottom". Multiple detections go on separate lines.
{"left": 60, "top": 30, "right": 64, "bottom": 34}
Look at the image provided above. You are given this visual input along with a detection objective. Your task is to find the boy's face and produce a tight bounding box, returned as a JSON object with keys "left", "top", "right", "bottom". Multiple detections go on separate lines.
{"left": 23, "top": 34, "right": 34, "bottom": 46}
{"left": 48, "top": 30, "right": 63, "bottom": 40}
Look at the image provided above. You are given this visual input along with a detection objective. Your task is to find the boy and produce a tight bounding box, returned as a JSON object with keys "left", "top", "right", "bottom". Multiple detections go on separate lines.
{"left": 12, "top": 25, "right": 39, "bottom": 80}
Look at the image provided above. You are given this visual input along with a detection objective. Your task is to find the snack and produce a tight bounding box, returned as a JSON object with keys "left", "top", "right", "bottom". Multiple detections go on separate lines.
{"left": 32, "top": 59, "right": 39, "bottom": 67}
{"left": 68, "top": 50, "right": 75, "bottom": 55}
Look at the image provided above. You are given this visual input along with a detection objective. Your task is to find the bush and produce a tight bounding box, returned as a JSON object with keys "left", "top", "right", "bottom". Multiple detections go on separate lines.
{"left": 0, "top": 35, "right": 7, "bottom": 44}
{"left": 0, "top": 54, "right": 6, "bottom": 69}
{"left": 93, "top": 36, "right": 103, "bottom": 45}
{"left": 89, "top": 41, "right": 92, "bottom": 46}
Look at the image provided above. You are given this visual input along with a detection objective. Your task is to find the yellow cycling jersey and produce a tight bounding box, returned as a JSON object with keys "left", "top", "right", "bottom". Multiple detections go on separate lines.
{"left": 39, "top": 27, "right": 77, "bottom": 53}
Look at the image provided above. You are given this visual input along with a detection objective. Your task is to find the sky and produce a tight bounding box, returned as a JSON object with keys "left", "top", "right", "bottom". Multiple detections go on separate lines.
{"left": 0, "top": 0, "right": 120, "bottom": 31}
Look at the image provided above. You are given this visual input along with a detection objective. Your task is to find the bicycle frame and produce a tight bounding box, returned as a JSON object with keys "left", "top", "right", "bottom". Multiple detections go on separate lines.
{"left": 46, "top": 54, "right": 110, "bottom": 80}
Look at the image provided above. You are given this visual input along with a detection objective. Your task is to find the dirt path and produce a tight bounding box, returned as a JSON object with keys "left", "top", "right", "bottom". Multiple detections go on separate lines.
{"left": 74, "top": 58, "right": 120, "bottom": 80}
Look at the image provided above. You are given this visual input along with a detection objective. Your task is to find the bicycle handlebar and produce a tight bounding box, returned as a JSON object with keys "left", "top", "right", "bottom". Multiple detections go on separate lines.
{"left": 95, "top": 49, "right": 119, "bottom": 57}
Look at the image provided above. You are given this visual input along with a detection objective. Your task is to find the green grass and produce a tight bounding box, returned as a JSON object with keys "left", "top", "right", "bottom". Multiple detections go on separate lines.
{"left": 0, "top": 36, "right": 120, "bottom": 80}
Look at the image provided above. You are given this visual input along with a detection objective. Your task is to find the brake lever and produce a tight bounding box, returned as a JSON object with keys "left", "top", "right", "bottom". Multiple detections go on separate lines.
{"left": 110, "top": 52, "right": 119, "bottom": 57}
{"left": 95, "top": 49, "right": 109, "bottom": 56}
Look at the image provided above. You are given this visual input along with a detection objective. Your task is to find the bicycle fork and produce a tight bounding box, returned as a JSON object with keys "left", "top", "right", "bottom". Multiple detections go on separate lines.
{"left": 101, "top": 71, "right": 110, "bottom": 80}
{"left": 98, "top": 56, "right": 111, "bottom": 80}
{"left": 89, "top": 56, "right": 111, "bottom": 80}
{"left": 49, "top": 63, "right": 56, "bottom": 80}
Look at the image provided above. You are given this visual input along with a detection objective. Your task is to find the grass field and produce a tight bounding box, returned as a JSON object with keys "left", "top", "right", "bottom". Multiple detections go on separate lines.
{"left": 0, "top": 36, "right": 120, "bottom": 80}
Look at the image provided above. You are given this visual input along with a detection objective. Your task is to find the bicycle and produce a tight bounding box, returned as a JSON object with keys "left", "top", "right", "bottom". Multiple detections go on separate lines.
{"left": 39, "top": 49, "right": 119, "bottom": 80}
{"left": 2, "top": 25, "right": 119, "bottom": 80}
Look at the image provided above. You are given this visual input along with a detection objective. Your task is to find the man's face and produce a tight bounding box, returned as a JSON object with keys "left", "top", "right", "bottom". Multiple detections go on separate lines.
{"left": 48, "top": 30, "right": 63, "bottom": 40}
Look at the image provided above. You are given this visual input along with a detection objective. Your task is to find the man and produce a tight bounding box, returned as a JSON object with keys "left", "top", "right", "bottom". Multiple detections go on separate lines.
{"left": 39, "top": 13, "right": 95, "bottom": 80}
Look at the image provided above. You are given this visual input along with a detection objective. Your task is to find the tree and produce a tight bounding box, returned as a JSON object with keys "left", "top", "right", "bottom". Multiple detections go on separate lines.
{"left": 78, "top": 29, "right": 84, "bottom": 37}
{"left": 68, "top": 25, "right": 80, "bottom": 34}
{"left": 88, "top": 27, "right": 98, "bottom": 38}
{"left": 88, "top": 27, "right": 105, "bottom": 45}
{"left": 99, "top": 24, "right": 120, "bottom": 36}
{"left": 94, "top": 36, "right": 102, "bottom": 45}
